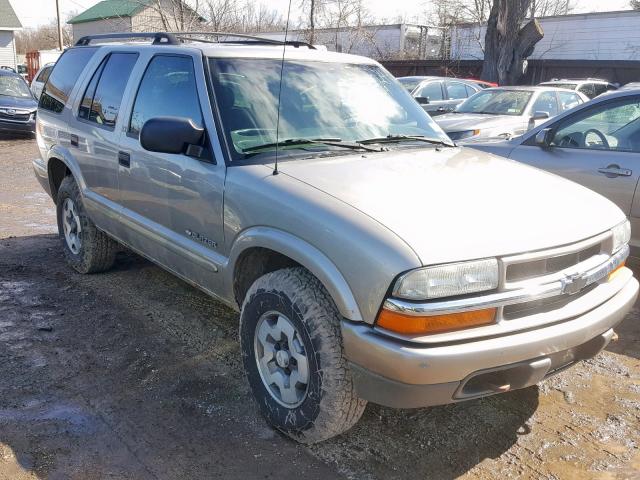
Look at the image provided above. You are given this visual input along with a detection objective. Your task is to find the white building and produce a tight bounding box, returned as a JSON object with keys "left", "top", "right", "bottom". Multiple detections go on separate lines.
{"left": 0, "top": 0, "right": 21, "bottom": 70}
{"left": 451, "top": 10, "right": 640, "bottom": 61}
{"left": 255, "top": 24, "right": 446, "bottom": 60}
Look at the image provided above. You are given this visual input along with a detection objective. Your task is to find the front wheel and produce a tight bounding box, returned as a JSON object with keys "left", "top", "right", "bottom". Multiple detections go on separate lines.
{"left": 240, "top": 267, "right": 366, "bottom": 443}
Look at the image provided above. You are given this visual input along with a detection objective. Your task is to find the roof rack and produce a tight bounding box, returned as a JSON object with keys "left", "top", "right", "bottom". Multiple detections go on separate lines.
{"left": 176, "top": 31, "right": 316, "bottom": 49}
{"left": 74, "top": 31, "right": 315, "bottom": 49}
{"left": 75, "top": 32, "right": 179, "bottom": 46}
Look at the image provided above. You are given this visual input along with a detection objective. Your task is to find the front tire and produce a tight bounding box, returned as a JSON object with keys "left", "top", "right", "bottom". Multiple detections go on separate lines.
{"left": 240, "top": 267, "right": 366, "bottom": 443}
{"left": 56, "top": 175, "right": 118, "bottom": 274}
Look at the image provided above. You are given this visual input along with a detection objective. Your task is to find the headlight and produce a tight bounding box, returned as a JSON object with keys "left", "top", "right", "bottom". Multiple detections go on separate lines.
{"left": 393, "top": 258, "right": 499, "bottom": 300}
{"left": 448, "top": 129, "right": 480, "bottom": 141}
{"left": 612, "top": 220, "right": 631, "bottom": 253}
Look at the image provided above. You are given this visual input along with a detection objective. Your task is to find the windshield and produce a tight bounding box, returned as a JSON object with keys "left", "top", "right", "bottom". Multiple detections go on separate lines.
{"left": 398, "top": 77, "right": 422, "bottom": 92}
{"left": 456, "top": 89, "right": 533, "bottom": 116}
{"left": 208, "top": 59, "right": 451, "bottom": 162}
{"left": 0, "top": 75, "right": 31, "bottom": 98}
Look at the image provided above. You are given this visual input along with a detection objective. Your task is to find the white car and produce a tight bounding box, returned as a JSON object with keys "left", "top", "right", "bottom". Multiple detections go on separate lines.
{"left": 30, "top": 63, "right": 55, "bottom": 100}
{"left": 434, "top": 86, "right": 587, "bottom": 141}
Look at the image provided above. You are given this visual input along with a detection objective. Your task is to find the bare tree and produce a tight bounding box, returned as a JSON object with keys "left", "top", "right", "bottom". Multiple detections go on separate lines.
{"left": 15, "top": 20, "right": 73, "bottom": 53}
{"left": 480, "top": 0, "right": 543, "bottom": 84}
{"left": 631, "top": 0, "right": 640, "bottom": 9}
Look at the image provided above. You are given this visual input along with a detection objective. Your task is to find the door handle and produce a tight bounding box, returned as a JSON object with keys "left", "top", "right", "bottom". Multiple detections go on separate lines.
{"left": 70, "top": 134, "right": 78, "bottom": 147}
{"left": 437, "top": 106, "right": 447, "bottom": 112}
{"left": 118, "top": 151, "right": 130, "bottom": 168}
{"left": 597, "top": 165, "right": 632, "bottom": 177}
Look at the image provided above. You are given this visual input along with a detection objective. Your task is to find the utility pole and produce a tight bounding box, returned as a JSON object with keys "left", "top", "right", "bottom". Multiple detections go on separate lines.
{"left": 55, "top": 0, "right": 63, "bottom": 50}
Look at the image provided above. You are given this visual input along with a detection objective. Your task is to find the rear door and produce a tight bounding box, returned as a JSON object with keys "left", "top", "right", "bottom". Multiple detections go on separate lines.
{"left": 117, "top": 50, "right": 227, "bottom": 294}
{"left": 509, "top": 95, "right": 640, "bottom": 219}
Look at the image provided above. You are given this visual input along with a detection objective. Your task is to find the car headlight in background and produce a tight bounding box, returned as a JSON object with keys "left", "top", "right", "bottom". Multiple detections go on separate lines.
{"left": 447, "top": 129, "right": 480, "bottom": 141}
{"left": 392, "top": 258, "right": 499, "bottom": 300}
{"left": 612, "top": 220, "right": 631, "bottom": 254}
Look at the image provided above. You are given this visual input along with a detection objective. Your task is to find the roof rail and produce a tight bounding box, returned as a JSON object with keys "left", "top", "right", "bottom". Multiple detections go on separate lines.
{"left": 75, "top": 32, "right": 180, "bottom": 46}
{"left": 176, "top": 31, "right": 316, "bottom": 49}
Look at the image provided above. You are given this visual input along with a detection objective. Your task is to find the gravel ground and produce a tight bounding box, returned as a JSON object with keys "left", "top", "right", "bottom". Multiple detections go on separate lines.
{"left": 0, "top": 136, "right": 639, "bottom": 480}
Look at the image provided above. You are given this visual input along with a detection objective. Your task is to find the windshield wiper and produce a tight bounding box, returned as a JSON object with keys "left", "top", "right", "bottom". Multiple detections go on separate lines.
{"left": 242, "top": 137, "right": 382, "bottom": 155}
{"left": 358, "top": 134, "right": 454, "bottom": 147}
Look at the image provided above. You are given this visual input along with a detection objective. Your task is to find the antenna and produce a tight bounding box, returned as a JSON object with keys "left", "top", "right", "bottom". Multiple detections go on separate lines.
{"left": 273, "top": 0, "right": 293, "bottom": 176}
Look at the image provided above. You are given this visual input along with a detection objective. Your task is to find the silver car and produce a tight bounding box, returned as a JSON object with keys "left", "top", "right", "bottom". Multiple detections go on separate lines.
{"left": 467, "top": 89, "right": 640, "bottom": 251}
{"left": 33, "top": 32, "right": 637, "bottom": 443}
{"left": 398, "top": 76, "right": 483, "bottom": 116}
{"left": 435, "top": 86, "right": 587, "bottom": 141}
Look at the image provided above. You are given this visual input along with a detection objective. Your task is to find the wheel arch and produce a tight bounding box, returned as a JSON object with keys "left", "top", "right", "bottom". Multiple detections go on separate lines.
{"left": 226, "top": 227, "right": 363, "bottom": 322}
{"left": 46, "top": 146, "right": 85, "bottom": 204}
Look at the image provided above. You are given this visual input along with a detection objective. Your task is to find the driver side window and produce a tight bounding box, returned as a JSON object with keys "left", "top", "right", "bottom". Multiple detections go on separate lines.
{"left": 551, "top": 97, "right": 640, "bottom": 152}
{"left": 415, "top": 82, "right": 443, "bottom": 101}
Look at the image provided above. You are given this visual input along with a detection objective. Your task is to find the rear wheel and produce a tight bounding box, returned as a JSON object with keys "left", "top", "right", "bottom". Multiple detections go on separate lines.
{"left": 240, "top": 267, "right": 366, "bottom": 443}
{"left": 56, "top": 175, "right": 118, "bottom": 274}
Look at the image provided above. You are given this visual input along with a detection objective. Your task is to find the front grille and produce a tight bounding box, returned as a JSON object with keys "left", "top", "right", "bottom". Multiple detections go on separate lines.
{"left": 502, "top": 283, "right": 597, "bottom": 320}
{"left": 506, "top": 243, "right": 603, "bottom": 283}
{"left": 0, "top": 111, "right": 31, "bottom": 122}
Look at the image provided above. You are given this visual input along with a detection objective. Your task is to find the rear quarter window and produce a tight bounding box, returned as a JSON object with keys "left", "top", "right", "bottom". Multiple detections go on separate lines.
{"left": 39, "top": 47, "right": 98, "bottom": 113}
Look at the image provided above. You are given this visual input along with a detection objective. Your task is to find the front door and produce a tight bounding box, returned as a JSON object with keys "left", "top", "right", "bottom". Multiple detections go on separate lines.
{"left": 117, "top": 51, "right": 227, "bottom": 294}
{"left": 413, "top": 81, "right": 447, "bottom": 116}
{"left": 510, "top": 95, "right": 640, "bottom": 221}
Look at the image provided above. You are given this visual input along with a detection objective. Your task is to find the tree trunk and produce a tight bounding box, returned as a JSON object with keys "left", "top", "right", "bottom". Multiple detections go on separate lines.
{"left": 309, "top": 0, "right": 316, "bottom": 44}
{"left": 480, "top": 0, "right": 543, "bottom": 85}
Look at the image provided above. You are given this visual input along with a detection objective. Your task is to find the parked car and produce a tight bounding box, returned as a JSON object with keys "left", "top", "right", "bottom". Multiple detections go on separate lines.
{"left": 397, "top": 75, "right": 427, "bottom": 93}
{"left": 33, "top": 32, "right": 637, "bottom": 444}
{"left": 0, "top": 69, "right": 37, "bottom": 135}
{"left": 30, "top": 62, "right": 55, "bottom": 99}
{"left": 31, "top": 62, "right": 55, "bottom": 100}
{"left": 466, "top": 89, "right": 640, "bottom": 250}
{"left": 539, "top": 78, "right": 618, "bottom": 99}
{"left": 397, "top": 76, "right": 483, "bottom": 116}
{"left": 434, "top": 86, "right": 587, "bottom": 141}
{"left": 466, "top": 78, "right": 498, "bottom": 89}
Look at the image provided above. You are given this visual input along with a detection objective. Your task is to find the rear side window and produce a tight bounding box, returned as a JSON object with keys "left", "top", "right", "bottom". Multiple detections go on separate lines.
{"left": 446, "top": 81, "right": 468, "bottom": 100}
{"left": 558, "top": 91, "right": 582, "bottom": 111}
{"left": 78, "top": 53, "right": 138, "bottom": 128}
{"left": 129, "top": 55, "right": 203, "bottom": 136}
{"left": 39, "top": 47, "right": 98, "bottom": 113}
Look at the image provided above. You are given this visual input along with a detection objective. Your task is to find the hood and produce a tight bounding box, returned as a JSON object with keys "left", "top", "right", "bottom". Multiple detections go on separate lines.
{"left": 0, "top": 95, "right": 37, "bottom": 111}
{"left": 277, "top": 147, "right": 625, "bottom": 265}
{"left": 435, "top": 112, "right": 522, "bottom": 133}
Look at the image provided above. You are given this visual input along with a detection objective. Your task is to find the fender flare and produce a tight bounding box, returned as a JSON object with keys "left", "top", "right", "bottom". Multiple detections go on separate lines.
{"left": 226, "top": 226, "right": 363, "bottom": 322}
{"left": 47, "top": 144, "right": 87, "bottom": 194}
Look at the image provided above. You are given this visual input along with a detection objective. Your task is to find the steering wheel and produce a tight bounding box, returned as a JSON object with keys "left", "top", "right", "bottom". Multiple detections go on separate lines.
{"left": 556, "top": 133, "right": 581, "bottom": 148}
{"left": 583, "top": 128, "right": 610, "bottom": 149}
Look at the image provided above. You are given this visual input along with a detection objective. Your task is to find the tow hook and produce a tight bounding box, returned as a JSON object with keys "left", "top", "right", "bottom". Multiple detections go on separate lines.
{"left": 611, "top": 331, "right": 619, "bottom": 342}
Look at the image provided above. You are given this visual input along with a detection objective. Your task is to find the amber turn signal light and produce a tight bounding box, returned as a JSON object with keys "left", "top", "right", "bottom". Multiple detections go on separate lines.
{"left": 377, "top": 307, "right": 497, "bottom": 335}
{"left": 608, "top": 262, "right": 626, "bottom": 282}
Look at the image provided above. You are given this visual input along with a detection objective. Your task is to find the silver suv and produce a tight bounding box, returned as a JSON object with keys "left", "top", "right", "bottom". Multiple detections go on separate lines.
{"left": 33, "top": 32, "right": 638, "bottom": 443}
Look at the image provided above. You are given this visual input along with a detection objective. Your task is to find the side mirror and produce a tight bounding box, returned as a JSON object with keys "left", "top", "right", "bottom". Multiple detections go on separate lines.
{"left": 140, "top": 116, "right": 205, "bottom": 156}
{"left": 535, "top": 128, "right": 553, "bottom": 147}
{"left": 416, "top": 96, "right": 430, "bottom": 105}
{"left": 532, "top": 111, "right": 550, "bottom": 121}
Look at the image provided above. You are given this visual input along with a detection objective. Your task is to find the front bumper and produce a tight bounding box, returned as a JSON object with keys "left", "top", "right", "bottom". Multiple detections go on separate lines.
{"left": 342, "top": 276, "right": 638, "bottom": 408}
{"left": 0, "top": 118, "right": 35, "bottom": 135}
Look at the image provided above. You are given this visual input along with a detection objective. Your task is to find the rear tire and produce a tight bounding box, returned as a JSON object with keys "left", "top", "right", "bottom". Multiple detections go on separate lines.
{"left": 240, "top": 267, "right": 366, "bottom": 443}
{"left": 56, "top": 175, "right": 118, "bottom": 274}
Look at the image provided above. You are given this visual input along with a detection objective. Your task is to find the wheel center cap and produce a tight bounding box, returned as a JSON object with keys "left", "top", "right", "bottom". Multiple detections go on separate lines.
{"left": 275, "top": 349, "right": 290, "bottom": 368}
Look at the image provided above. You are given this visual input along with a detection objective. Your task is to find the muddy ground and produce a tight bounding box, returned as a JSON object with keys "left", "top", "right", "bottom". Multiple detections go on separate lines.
{"left": 0, "top": 136, "right": 639, "bottom": 480}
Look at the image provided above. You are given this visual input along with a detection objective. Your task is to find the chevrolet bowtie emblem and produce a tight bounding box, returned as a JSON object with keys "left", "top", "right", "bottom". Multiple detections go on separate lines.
{"left": 561, "top": 272, "right": 588, "bottom": 295}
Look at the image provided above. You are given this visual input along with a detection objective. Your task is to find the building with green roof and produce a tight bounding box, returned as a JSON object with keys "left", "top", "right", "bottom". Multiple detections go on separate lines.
{"left": 68, "top": 0, "right": 203, "bottom": 44}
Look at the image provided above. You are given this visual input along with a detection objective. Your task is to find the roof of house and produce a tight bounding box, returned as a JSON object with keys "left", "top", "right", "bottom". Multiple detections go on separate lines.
{"left": 0, "top": 0, "right": 23, "bottom": 30}
{"left": 67, "top": 0, "right": 150, "bottom": 25}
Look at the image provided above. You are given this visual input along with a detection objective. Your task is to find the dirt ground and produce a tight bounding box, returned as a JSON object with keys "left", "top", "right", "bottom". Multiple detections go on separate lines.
{"left": 0, "top": 136, "right": 639, "bottom": 480}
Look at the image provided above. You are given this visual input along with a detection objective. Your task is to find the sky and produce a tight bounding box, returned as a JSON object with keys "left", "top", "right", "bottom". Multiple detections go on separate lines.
{"left": 9, "top": 0, "right": 635, "bottom": 29}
